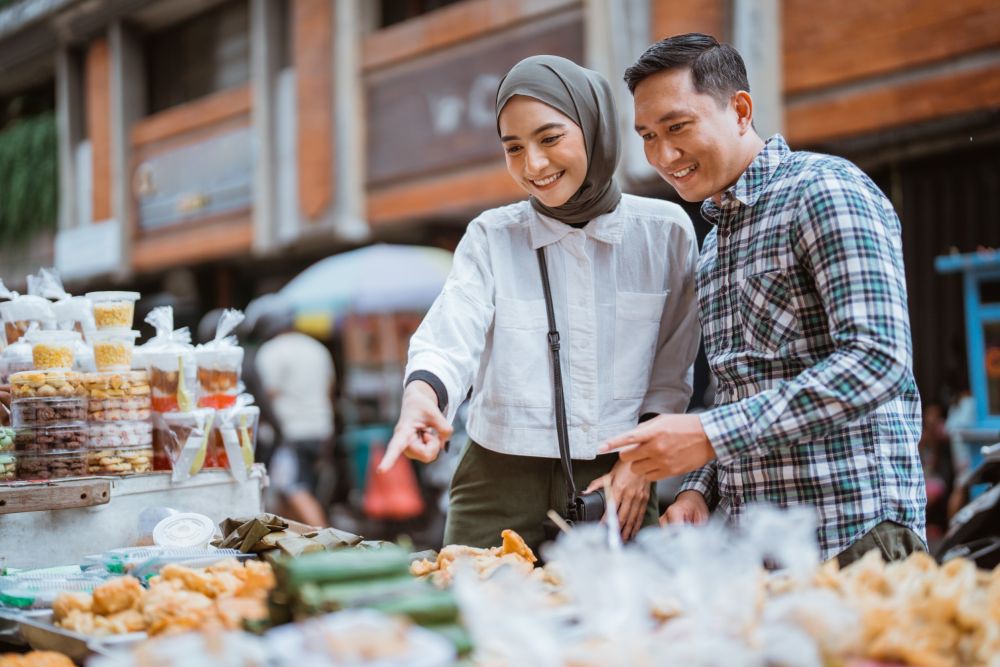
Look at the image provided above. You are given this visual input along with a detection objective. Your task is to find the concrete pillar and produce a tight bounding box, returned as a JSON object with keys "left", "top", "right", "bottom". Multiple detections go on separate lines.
{"left": 583, "top": 0, "right": 656, "bottom": 186}
{"left": 108, "top": 20, "right": 144, "bottom": 278}
{"left": 732, "top": 0, "right": 783, "bottom": 140}
{"left": 332, "top": 0, "right": 369, "bottom": 242}
{"left": 55, "top": 46, "right": 81, "bottom": 231}
{"left": 251, "top": 0, "right": 282, "bottom": 254}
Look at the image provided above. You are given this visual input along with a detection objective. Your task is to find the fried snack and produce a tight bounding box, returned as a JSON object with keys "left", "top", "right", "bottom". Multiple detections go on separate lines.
{"left": 410, "top": 529, "right": 538, "bottom": 587}
{"left": 0, "top": 651, "right": 75, "bottom": 667}
{"left": 53, "top": 560, "right": 276, "bottom": 638}
{"left": 141, "top": 587, "right": 216, "bottom": 636}
{"left": 52, "top": 591, "right": 92, "bottom": 621}
{"left": 797, "top": 550, "right": 1000, "bottom": 667}
{"left": 92, "top": 576, "right": 144, "bottom": 615}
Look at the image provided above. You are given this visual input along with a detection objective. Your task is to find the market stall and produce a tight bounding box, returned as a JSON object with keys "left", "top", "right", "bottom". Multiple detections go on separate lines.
{"left": 0, "top": 272, "right": 266, "bottom": 570}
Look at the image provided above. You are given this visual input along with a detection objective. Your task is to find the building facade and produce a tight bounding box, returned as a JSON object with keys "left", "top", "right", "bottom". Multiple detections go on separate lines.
{"left": 0, "top": 0, "right": 998, "bottom": 401}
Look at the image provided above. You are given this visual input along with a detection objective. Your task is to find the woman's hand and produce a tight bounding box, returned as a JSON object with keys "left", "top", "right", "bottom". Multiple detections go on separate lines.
{"left": 584, "top": 458, "right": 650, "bottom": 541}
{"left": 378, "top": 381, "right": 454, "bottom": 473}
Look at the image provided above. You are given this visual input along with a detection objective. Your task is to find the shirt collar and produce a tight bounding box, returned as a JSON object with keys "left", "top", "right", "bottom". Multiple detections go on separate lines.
{"left": 701, "top": 134, "right": 790, "bottom": 224}
{"left": 529, "top": 197, "right": 626, "bottom": 249}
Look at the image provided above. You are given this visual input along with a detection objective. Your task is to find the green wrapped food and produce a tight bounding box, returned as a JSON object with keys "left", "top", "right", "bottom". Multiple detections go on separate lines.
{"left": 296, "top": 573, "right": 421, "bottom": 612}
{"left": 276, "top": 546, "right": 411, "bottom": 592}
{"left": 367, "top": 588, "right": 460, "bottom": 626}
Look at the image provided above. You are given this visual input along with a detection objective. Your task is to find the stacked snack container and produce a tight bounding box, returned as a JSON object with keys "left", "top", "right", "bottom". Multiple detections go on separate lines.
{"left": 83, "top": 371, "right": 154, "bottom": 475}
{"left": 0, "top": 426, "right": 14, "bottom": 481}
{"left": 82, "top": 293, "right": 154, "bottom": 475}
{"left": 9, "top": 370, "right": 88, "bottom": 480}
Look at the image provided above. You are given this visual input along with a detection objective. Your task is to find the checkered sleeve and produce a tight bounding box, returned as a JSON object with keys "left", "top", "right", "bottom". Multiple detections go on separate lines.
{"left": 701, "top": 167, "right": 913, "bottom": 463}
{"left": 679, "top": 460, "right": 718, "bottom": 508}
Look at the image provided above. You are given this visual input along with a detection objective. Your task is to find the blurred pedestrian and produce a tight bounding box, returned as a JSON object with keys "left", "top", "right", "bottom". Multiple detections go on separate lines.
{"left": 254, "top": 299, "right": 335, "bottom": 527}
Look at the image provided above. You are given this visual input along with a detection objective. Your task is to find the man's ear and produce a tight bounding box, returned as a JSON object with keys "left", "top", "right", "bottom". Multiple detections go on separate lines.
{"left": 733, "top": 91, "right": 753, "bottom": 134}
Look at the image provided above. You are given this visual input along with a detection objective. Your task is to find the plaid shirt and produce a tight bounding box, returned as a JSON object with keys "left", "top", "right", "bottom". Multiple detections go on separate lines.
{"left": 681, "top": 135, "right": 926, "bottom": 561}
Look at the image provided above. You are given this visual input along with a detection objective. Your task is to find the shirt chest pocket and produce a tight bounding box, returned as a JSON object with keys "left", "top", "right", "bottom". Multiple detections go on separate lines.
{"left": 737, "top": 269, "right": 799, "bottom": 354}
{"left": 490, "top": 296, "right": 552, "bottom": 408}
{"left": 613, "top": 290, "right": 669, "bottom": 400}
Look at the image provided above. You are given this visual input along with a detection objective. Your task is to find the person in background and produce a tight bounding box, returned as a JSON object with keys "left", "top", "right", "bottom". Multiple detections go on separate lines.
{"left": 603, "top": 33, "right": 926, "bottom": 566}
{"left": 379, "top": 55, "right": 701, "bottom": 554}
{"left": 254, "top": 299, "right": 335, "bottom": 528}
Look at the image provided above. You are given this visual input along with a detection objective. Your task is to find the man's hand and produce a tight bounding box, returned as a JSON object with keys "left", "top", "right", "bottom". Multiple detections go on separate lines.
{"left": 599, "top": 414, "right": 716, "bottom": 481}
{"left": 584, "top": 458, "right": 650, "bottom": 542}
{"left": 661, "top": 490, "right": 710, "bottom": 526}
{"left": 378, "top": 381, "right": 454, "bottom": 473}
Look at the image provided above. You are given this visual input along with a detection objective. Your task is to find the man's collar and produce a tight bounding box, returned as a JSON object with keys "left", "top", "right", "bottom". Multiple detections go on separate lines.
{"left": 529, "top": 198, "right": 626, "bottom": 249}
{"left": 701, "top": 134, "right": 790, "bottom": 224}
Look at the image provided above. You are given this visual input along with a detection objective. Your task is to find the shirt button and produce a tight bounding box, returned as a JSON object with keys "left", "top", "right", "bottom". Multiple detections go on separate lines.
{"left": 581, "top": 424, "right": 590, "bottom": 433}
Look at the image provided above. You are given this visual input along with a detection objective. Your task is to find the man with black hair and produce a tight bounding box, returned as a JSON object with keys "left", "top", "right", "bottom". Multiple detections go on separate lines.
{"left": 601, "top": 33, "right": 926, "bottom": 565}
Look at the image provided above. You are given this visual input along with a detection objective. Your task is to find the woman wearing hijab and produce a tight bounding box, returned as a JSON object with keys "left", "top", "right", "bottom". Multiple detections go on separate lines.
{"left": 379, "top": 56, "right": 700, "bottom": 553}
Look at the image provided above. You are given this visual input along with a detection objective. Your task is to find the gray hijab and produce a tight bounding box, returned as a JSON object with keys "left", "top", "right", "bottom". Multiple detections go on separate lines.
{"left": 496, "top": 55, "right": 622, "bottom": 225}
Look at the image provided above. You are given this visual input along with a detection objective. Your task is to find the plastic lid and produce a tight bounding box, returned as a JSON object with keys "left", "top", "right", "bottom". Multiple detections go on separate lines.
{"left": 152, "top": 512, "right": 216, "bottom": 548}
{"left": 87, "top": 328, "right": 142, "bottom": 343}
{"left": 24, "top": 330, "right": 82, "bottom": 345}
{"left": 85, "top": 291, "right": 141, "bottom": 303}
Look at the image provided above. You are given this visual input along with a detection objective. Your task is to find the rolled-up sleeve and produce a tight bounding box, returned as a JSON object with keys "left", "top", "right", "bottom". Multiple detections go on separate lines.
{"left": 641, "top": 218, "right": 701, "bottom": 416}
{"left": 405, "top": 220, "right": 495, "bottom": 424}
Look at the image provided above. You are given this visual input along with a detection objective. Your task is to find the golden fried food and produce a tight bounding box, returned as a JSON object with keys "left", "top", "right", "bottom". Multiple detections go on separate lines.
{"left": 501, "top": 528, "right": 537, "bottom": 564}
{"left": 798, "top": 550, "right": 1000, "bottom": 666}
{"left": 213, "top": 596, "right": 268, "bottom": 629}
{"left": 51, "top": 591, "right": 92, "bottom": 622}
{"left": 91, "top": 576, "right": 144, "bottom": 616}
{"left": 0, "top": 651, "right": 75, "bottom": 667}
{"left": 142, "top": 588, "right": 215, "bottom": 636}
{"left": 52, "top": 560, "right": 276, "bottom": 638}
{"left": 410, "top": 529, "right": 538, "bottom": 587}
{"left": 54, "top": 609, "right": 97, "bottom": 635}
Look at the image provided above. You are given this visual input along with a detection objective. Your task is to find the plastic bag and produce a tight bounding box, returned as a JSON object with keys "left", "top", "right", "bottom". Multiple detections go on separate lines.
{"left": 141, "top": 306, "right": 196, "bottom": 413}
{"left": 35, "top": 267, "right": 96, "bottom": 334}
{"left": 0, "top": 290, "right": 55, "bottom": 346}
{"left": 195, "top": 309, "right": 245, "bottom": 409}
{"left": 0, "top": 322, "right": 36, "bottom": 384}
{"left": 214, "top": 395, "right": 259, "bottom": 482}
{"left": 152, "top": 409, "right": 217, "bottom": 482}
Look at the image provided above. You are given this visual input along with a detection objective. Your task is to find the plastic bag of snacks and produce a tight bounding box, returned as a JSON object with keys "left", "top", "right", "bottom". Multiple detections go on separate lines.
{"left": 0, "top": 289, "right": 55, "bottom": 347}
{"left": 0, "top": 278, "right": 14, "bottom": 350}
{"left": 195, "top": 309, "right": 245, "bottom": 409}
{"left": 152, "top": 409, "right": 216, "bottom": 482}
{"left": 0, "top": 322, "right": 36, "bottom": 384}
{"left": 140, "top": 307, "right": 196, "bottom": 413}
{"left": 34, "top": 268, "right": 98, "bottom": 372}
{"left": 35, "top": 267, "right": 96, "bottom": 334}
{"left": 213, "top": 396, "right": 259, "bottom": 482}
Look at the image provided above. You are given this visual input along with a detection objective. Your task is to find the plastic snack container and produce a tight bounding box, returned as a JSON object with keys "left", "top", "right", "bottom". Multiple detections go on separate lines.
{"left": 86, "top": 291, "right": 141, "bottom": 329}
{"left": 89, "top": 329, "right": 141, "bottom": 371}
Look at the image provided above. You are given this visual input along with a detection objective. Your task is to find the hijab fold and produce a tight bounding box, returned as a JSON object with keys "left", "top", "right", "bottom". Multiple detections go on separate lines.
{"left": 496, "top": 55, "right": 622, "bottom": 226}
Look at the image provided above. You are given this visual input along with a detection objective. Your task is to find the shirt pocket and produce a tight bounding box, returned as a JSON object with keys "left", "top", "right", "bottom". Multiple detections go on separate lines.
{"left": 737, "top": 269, "right": 799, "bottom": 354}
{"left": 489, "top": 296, "right": 552, "bottom": 408}
{"left": 613, "top": 290, "right": 669, "bottom": 400}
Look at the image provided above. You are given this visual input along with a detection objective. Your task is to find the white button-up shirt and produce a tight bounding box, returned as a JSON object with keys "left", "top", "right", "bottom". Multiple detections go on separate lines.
{"left": 406, "top": 194, "right": 700, "bottom": 459}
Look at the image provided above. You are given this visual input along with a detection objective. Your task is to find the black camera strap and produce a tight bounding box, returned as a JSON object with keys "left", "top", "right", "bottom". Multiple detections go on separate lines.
{"left": 536, "top": 246, "right": 579, "bottom": 521}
